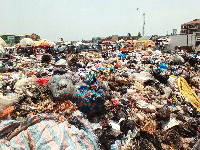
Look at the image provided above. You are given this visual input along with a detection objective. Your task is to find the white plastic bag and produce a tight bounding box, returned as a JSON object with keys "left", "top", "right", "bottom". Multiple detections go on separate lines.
{"left": 0, "top": 93, "right": 18, "bottom": 109}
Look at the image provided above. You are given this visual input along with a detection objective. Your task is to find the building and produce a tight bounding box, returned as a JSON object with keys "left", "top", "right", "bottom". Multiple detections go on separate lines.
{"left": 166, "top": 33, "right": 199, "bottom": 50}
{"left": 163, "top": 19, "right": 200, "bottom": 50}
{"left": 0, "top": 34, "right": 16, "bottom": 46}
{"left": 118, "top": 35, "right": 132, "bottom": 41}
{"left": 138, "top": 36, "right": 153, "bottom": 41}
{"left": 0, "top": 33, "right": 41, "bottom": 46}
{"left": 181, "top": 19, "right": 200, "bottom": 34}
{"left": 111, "top": 35, "right": 119, "bottom": 41}
{"left": 92, "top": 37, "right": 105, "bottom": 43}
{"left": 25, "top": 33, "right": 40, "bottom": 41}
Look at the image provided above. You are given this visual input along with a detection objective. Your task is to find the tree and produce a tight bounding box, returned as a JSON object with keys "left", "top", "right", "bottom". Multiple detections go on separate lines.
{"left": 137, "top": 32, "right": 142, "bottom": 38}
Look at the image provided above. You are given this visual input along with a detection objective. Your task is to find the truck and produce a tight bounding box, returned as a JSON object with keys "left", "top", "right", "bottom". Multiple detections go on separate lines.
{"left": 120, "top": 40, "right": 155, "bottom": 52}
{"left": 120, "top": 41, "right": 135, "bottom": 52}
{"left": 134, "top": 40, "right": 155, "bottom": 50}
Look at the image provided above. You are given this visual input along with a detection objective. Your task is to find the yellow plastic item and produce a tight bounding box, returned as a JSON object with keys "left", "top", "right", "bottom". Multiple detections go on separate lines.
{"left": 178, "top": 77, "right": 200, "bottom": 111}
{"left": 170, "top": 75, "right": 175, "bottom": 78}
{"left": 135, "top": 81, "right": 144, "bottom": 91}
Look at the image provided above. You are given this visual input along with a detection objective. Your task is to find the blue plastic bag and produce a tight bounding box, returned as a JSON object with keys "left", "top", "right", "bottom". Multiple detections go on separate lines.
{"left": 120, "top": 53, "right": 126, "bottom": 58}
{"left": 160, "top": 62, "right": 168, "bottom": 69}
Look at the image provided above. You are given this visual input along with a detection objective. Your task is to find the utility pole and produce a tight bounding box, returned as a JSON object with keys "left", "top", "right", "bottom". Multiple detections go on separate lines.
{"left": 142, "top": 13, "right": 145, "bottom": 36}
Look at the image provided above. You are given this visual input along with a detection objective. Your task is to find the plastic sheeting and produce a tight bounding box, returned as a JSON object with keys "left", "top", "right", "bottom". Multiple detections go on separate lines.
{"left": 0, "top": 37, "right": 7, "bottom": 47}
{"left": 0, "top": 111, "right": 99, "bottom": 150}
{"left": 178, "top": 76, "right": 200, "bottom": 111}
{"left": 19, "top": 38, "right": 35, "bottom": 46}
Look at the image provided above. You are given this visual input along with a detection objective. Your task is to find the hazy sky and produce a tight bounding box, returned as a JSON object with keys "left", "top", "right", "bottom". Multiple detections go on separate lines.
{"left": 0, "top": 0, "right": 199, "bottom": 42}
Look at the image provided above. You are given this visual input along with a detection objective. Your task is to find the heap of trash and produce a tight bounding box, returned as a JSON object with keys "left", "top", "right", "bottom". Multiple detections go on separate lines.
{"left": 0, "top": 48, "right": 200, "bottom": 150}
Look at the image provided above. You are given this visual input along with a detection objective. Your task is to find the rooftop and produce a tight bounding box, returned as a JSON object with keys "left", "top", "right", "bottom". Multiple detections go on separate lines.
{"left": 182, "top": 19, "right": 200, "bottom": 25}
{"left": 0, "top": 33, "right": 34, "bottom": 36}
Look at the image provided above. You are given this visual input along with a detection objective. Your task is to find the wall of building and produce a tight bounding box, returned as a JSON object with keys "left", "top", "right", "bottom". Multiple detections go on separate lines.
{"left": 198, "top": 24, "right": 200, "bottom": 32}
{"left": 168, "top": 35, "right": 187, "bottom": 50}
{"left": 168, "top": 34, "right": 197, "bottom": 50}
{"left": 188, "top": 34, "right": 196, "bottom": 47}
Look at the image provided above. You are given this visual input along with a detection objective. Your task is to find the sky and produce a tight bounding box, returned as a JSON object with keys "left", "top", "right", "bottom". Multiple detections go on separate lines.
{"left": 0, "top": 0, "right": 200, "bottom": 42}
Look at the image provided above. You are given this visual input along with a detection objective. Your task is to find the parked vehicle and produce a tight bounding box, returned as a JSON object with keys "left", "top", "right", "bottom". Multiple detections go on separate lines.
{"left": 134, "top": 40, "right": 155, "bottom": 50}
{"left": 17, "top": 46, "right": 34, "bottom": 56}
{"left": 120, "top": 41, "right": 136, "bottom": 52}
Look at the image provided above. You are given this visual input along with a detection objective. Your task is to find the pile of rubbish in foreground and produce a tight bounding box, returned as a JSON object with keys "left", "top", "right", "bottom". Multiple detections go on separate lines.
{"left": 0, "top": 49, "right": 200, "bottom": 150}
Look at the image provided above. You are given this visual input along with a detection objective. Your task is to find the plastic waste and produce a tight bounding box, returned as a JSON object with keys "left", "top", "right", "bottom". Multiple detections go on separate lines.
{"left": 178, "top": 77, "right": 200, "bottom": 111}
{"left": 35, "top": 77, "right": 51, "bottom": 85}
{"left": 136, "top": 100, "right": 156, "bottom": 112}
{"left": 14, "top": 77, "right": 36, "bottom": 93}
{"left": 116, "top": 61, "right": 122, "bottom": 68}
{"left": 47, "top": 75, "right": 80, "bottom": 101}
{"left": 160, "top": 62, "right": 168, "bottom": 69}
{"left": 131, "top": 71, "right": 154, "bottom": 83}
{"left": 156, "top": 106, "right": 170, "bottom": 121}
{"left": 77, "top": 74, "right": 105, "bottom": 115}
{"left": 120, "top": 53, "right": 126, "bottom": 59}
{"left": 0, "top": 106, "right": 14, "bottom": 118}
{"left": 55, "top": 59, "right": 68, "bottom": 66}
{"left": 0, "top": 93, "right": 18, "bottom": 108}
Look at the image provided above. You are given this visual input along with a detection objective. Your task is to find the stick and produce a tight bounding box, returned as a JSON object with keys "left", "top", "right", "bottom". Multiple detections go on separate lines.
{"left": 7, "top": 117, "right": 41, "bottom": 141}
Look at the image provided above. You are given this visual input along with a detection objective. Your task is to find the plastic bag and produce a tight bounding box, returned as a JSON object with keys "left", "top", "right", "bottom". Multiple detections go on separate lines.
{"left": 47, "top": 75, "right": 79, "bottom": 101}
{"left": 160, "top": 62, "right": 168, "bottom": 69}
{"left": 136, "top": 100, "right": 156, "bottom": 112}
{"left": 77, "top": 74, "right": 105, "bottom": 115}
{"left": 132, "top": 71, "right": 154, "bottom": 83}
{"left": 14, "top": 77, "right": 35, "bottom": 93}
{"left": 0, "top": 93, "right": 18, "bottom": 109}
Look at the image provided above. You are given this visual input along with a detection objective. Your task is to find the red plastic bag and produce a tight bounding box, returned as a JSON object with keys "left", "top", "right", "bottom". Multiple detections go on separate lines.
{"left": 35, "top": 77, "right": 52, "bottom": 85}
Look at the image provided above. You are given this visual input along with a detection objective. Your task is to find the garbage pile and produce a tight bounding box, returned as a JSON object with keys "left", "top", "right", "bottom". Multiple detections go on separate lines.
{"left": 0, "top": 49, "right": 200, "bottom": 150}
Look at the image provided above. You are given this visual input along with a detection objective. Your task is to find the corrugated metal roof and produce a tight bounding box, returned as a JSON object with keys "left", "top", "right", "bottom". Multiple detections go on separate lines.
{"left": 138, "top": 36, "right": 152, "bottom": 41}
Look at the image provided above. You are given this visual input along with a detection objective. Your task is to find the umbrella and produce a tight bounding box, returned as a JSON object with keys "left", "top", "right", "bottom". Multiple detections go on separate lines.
{"left": 40, "top": 42, "right": 50, "bottom": 47}
{"left": 118, "top": 39, "right": 125, "bottom": 43}
{"left": 0, "top": 45, "right": 5, "bottom": 53}
{"left": 75, "top": 42, "right": 84, "bottom": 46}
{"left": 102, "top": 41, "right": 110, "bottom": 44}
{"left": 0, "top": 37, "right": 7, "bottom": 47}
{"left": 126, "top": 40, "right": 133, "bottom": 44}
{"left": 20, "top": 38, "right": 35, "bottom": 46}
{"left": 35, "top": 39, "right": 55, "bottom": 47}
{"left": 15, "top": 43, "right": 20, "bottom": 47}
